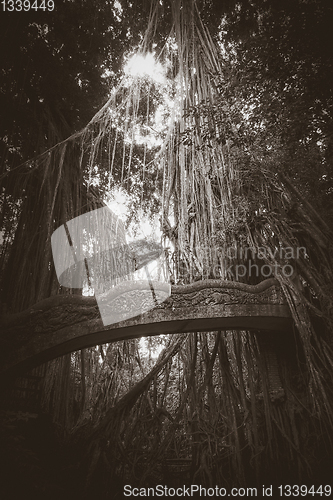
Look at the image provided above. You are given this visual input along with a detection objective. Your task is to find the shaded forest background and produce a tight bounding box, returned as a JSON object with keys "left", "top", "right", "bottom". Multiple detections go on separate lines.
{"left": 1, "top": 0, "right": 333, "bottom": 498}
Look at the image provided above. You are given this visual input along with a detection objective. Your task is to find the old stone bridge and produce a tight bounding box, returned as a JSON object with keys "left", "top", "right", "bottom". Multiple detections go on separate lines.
{"left": 0, "top": 278, "right": 292, "bottom": 377}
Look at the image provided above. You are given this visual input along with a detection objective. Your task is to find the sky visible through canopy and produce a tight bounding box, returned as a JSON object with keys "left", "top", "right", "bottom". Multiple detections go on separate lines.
{"left": 103, "top": 51, "right": 171, "bottom": 358}
{"left": 107, "top": 51, "right": 171, "bottom": 242}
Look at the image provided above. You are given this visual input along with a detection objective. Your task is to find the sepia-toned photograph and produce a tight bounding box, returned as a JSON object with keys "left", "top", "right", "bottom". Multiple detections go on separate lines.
{"left": 1, "top": 1, "right": 333, "bottom": 498}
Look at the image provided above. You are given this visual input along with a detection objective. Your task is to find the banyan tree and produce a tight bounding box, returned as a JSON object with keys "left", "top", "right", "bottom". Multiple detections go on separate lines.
{"left": 1, "top": 0, "right": 333, "bottom": 497}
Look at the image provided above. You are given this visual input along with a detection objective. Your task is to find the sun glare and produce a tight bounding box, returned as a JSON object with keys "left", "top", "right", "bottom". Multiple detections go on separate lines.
{"left": 124, "top": 53, "right": 165, "bottom": 84}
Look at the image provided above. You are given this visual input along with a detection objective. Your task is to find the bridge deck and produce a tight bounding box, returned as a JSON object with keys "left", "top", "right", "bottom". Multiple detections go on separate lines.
{"left": 0, "top": 278, "right": 292, "bottom": 376}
